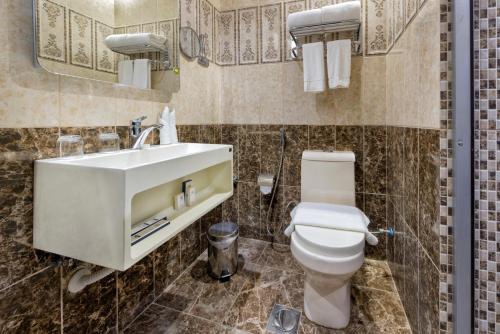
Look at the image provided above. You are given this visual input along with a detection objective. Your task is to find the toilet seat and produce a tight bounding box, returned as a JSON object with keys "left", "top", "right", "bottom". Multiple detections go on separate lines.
{"left": 291, "top": 232, "right": 364, "bottom": 275}
{"left": 294, "top": 225, "right": 365, "bottom": 257}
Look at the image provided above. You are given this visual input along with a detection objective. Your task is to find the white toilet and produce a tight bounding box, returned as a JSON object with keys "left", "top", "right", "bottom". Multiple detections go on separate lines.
{"left": 287, "top": 151, "right": 376, "bottom": 329}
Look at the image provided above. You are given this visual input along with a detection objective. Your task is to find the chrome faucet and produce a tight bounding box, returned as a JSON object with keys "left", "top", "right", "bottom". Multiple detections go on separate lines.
{"left": 130, "top": 116, "right": 163, "bottom": 149}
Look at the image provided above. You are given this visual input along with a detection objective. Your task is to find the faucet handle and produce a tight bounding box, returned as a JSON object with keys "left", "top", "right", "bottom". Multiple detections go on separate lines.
{"left": 131, "top": 116, "right": 147, "bottom": 125}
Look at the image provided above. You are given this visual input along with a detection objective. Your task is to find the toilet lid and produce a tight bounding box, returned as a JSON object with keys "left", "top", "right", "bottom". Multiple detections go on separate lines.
{"left": 294, "top": 225, "right": 365, "bottom": 257}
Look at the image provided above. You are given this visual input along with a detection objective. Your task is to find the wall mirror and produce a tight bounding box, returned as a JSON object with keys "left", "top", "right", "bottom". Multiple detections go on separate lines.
{"left": 34, "top": 0, "right": 180, "bottom": 92}
{"left": 179, "top": 26, "right": 208, "bottom": 67}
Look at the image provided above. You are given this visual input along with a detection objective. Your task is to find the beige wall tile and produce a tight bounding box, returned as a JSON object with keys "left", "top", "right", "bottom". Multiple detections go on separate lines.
{"left": 386, "top": 0, "right": 440, "bottom": 129}
{"left": 361, "top": 55, "right": 386, "bottom": 125}
{"left": 59, "top": 76, "right": 117, "bottom": 127}
{"left": 416, "top": 0, "right": 440, "bottom": 129}
{"left": 169, "top": 58, "right": 221, "bottom": 125}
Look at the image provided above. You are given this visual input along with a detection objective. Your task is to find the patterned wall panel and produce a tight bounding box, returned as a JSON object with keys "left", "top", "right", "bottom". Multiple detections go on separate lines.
{"left": 238, "top": 7, "right": 259, "bottom": 65}
{"left": 365, "top": 0, "right": 387, "bottom": 54}
{"left": 36, "top": 0, "right": 67, "bottom": 63}
{"left": 180, "top": 0, "right": 198, "bottom": 31}
{"left": 214, "top": 9, "right": 221, "bottom": 64}
{"left": 393, "top": 0, "right": 404, "bottom": 40}
{"left": 95, "top": 21, "right": 115, "bottom": 73}
{"left": 261, "top": 4, "right": 283, "bottom": 63}
{"left": 283, "top": 1, "right": 306, "bottom": 61}
{"left": 69, "top": 10, "right": 94, "bottom": 69}
{"left": 405, "top": 0, "right": 418, "bottom": 24}
{"left": 385, "top": 0, "right": 393, "bottom": 49}
{"left": 159, "top": 19, "right": 178, "bottom": 68}
{"left": 218, "top": 10, "right": 237, "bottom": 66}
{"left": 198, "top": 0, "right": 214, "bottom": 61}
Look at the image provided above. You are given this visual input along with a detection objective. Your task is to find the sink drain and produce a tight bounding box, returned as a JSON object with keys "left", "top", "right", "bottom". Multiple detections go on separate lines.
{"left": 266, "top": 304, "right": 301, "bottom": 334}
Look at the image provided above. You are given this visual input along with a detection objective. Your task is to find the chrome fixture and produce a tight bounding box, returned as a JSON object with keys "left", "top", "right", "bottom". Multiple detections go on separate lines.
{"left": 130, "top": 115, "right": 162, "bottom": 149}
{"left": 132, "top": 123, "right": 163, "bottom": 149}
{"left": 289, "top": 19, "right": 362, "bottom": 58}
{"left": 266, "top": 304, "right": 301, "bottom": 334}
{"left": 372, "top": 227, "right": 396, "bottom": 237}
{"left": 130, "top": 115, "right": 147, "bottom": 139}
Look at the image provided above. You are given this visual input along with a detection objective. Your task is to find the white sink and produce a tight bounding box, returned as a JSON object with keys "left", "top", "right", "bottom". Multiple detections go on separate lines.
{"left": 34, "top": 143, "right": 233, "bottom": 270}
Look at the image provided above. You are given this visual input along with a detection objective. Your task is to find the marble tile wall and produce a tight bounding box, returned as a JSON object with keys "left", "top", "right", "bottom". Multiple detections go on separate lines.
{"left": 384, "top": 0, "right": 448, "bottom": 332}
{"left": 201, "top": 123, "right": 389, "bottom": 260}
{"left": 386, "top": 126, "right": 441, "bottom": 333}
{"left": 0, "top": 125, "right": 221, "bottom": 333}
{"left": 473, "top": 0, "right": 499, "bottom": 332}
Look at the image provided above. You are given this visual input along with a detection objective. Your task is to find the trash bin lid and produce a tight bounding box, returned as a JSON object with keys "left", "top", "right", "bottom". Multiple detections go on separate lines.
{"left": 208, "top": 221, "right": 239, "bottom": 241}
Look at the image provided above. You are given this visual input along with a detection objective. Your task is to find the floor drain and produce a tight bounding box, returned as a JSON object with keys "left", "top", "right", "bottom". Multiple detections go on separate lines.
{"left": 266, "top": 304, "right": 301, "bottom": 334}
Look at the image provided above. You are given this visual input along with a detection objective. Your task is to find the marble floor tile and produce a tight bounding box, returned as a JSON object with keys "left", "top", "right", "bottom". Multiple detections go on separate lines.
{"left": 154, "top": 260, "right": 209, "bottom": 313}
{"left": 130, "top": 238, "right": 411, "bottom": 334}
{"left": 238, "top": 237, "right": 268, "bottom": 264}
{"left": 188, "top": 263, "right": 252, "bottom": 322}
{"left": 256, "top": 243, "right": 302, "bottom": 273}
{"left": 124, "top": 304, "right": 229, "bottom": 334}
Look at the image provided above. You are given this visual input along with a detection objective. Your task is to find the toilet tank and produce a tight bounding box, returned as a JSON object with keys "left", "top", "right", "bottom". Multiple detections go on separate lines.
{"left": 301, "top": 151, "right": 356, "bottom": 206}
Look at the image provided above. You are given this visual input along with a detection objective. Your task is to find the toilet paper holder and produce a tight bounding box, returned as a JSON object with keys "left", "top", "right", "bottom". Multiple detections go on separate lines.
{"left": 258, "top": 173, "right": 275, "bottom": 195}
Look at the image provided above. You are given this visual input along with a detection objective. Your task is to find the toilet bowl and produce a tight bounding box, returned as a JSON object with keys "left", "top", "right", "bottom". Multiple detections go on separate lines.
{"left": 288, "top": 151, "right": 375, "bottom": 329}
{"left": 291, "top": 224, "right": 365, "bottom": 328}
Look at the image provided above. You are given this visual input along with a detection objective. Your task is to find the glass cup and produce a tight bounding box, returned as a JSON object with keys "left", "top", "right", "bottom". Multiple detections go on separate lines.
{"left": 98, "top": 133, "right": 120, "bottom": 153}
{"left": 57, "top": 135, "right": 84, "bottom": 157}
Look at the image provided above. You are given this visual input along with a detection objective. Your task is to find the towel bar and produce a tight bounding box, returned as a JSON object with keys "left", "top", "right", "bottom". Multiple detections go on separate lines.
{"left": 289, "top": 19, "right": 362, "bottom": 58}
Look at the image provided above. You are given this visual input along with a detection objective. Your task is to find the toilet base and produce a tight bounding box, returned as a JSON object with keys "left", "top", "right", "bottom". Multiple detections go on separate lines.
{"left": 303, "top": 279, "right": 351, "bottom": 329}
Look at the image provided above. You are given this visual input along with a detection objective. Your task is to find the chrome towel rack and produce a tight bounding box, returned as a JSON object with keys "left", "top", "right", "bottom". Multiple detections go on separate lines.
{"left": 289, "top": 19, "right": 362, "bottom": 58}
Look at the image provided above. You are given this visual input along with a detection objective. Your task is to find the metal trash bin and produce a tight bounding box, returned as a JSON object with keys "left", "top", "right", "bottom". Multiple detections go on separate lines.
{"left": 207, "top": 221, "right": 239, "bottom": 281}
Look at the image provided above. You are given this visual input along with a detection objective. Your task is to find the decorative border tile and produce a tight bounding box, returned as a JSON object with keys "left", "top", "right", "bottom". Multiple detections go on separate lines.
{"left": 113, "top": 27, "right": 129, "bottom": 69}
{"left": 125, "top": 25, "right": 141, "bottom": 34}
{"left": 385, "top": 0, "right": 393, "bottom": 49}
{"left": 142, "top": 22, "right": 157, "bottom": 34}
{"left": 36, "top": 0, "right": 67, "bottom": 63}
{"left": 158, "top": 19, "right": 177, "bottom": 69}
{"left": 260, "top": 3, "right": 282, "bottom": 63}
{"left": 237, "top": 7, "right": 259, "bottom": 65}
{"left": 393, "top": 0, "right": 404, "bottom": 41}
{"left": 365, "top": 0, "right": 387, "bottom": 55}
{"left": 95, "top": 21, "right": 115, "bottom": 73}
{"left": 69, "top": 10, "right": 94, "bottom": 69}
{"left": 307, "top": 0, "right": 332, "bottom": 9}
{"left": 142, "top": 22, "right": 158, "bottom": 70}
{"left": 218, "top": 10, "right": 237, "bottom": 66}
{"left": 198, "top": 0, "right": 214, "bottom": 61}
{"left": 405, "top": 0, "right": 418, "bottom": 25}
{"left": 214, "top": 8, "right": 221, "bottom": 64}
{"left": 180, "top": 0, "right": 198, "bottom": 31}
{"left": 283, "top": 1, "right": 305, "bottom": 62}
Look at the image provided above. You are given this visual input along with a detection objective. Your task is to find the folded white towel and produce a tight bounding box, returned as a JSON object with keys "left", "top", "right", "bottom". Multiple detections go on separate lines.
{"left": 169, "top": 109, "right": 178, "bottom": 143}
{"left": 284, "top": 202, "right": 378, "bottom": 246}
{"left": 303, "top": 42, "right": 325, "bottom": 93}
{"left": 327, "top": 39, "right": 351, "bottom": 89}
{"left": 321, "top": 1, "right": 361, "bottom": 24}
{"left": 118, "top": 60, "right": 134, "bottom": 86}
{"left": 287, "top": 8, "right": 322, "bottom": 30}
{"left": 132, "top": 59, "right": 151, "bottom": 90}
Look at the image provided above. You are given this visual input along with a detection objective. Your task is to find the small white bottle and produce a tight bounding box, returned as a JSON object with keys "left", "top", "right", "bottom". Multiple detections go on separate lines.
{"left": 185, "top": 185, "right": 196, "bottom": 206}
{"left": 174, "top": 192, "right": 185, "bottom": 210}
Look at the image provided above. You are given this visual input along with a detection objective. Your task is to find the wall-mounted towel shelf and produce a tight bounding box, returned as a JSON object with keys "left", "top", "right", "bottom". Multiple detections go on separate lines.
{"left": 105, "top": 33, "right": 172, "bottom": 69}
{"left": 289, "top": 19, "right": 362, "bottom": 58}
